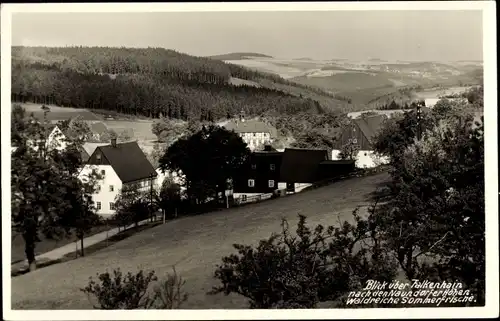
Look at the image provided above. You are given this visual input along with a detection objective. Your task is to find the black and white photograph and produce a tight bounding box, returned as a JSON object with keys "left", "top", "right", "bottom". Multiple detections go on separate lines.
{"left": 1, "top": 2, "right": 498, "bottom": 320}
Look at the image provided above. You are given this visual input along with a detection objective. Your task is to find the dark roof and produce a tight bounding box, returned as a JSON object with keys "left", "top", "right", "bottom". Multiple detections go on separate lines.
{"left": 93, "top": 141, "right": 157, "bottom": 184}
{"left": 253, "top": 151, "right": 283, "bottom": 157}
{"left": 224, "top": 119, "right": 278, "bottom": 136}
{"left": 280, "top": 148, "right": 328, "bottom": 183}
{"left": 352, "top": 114, "right": 387, "bottom": 144}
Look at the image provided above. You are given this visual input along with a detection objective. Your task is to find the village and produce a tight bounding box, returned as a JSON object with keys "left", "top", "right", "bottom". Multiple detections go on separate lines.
{"left": 6, "top": 5, "right": 490, "bottom": 314}
{"left": 13, "top": 105, "right": 405, "bottom": 219}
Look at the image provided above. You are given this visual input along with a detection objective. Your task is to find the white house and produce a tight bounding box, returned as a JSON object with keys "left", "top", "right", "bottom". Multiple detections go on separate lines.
{"left": 25, "top": 124, "right": 68, "bottom": 153}
{"left": 78, "top": 139, "right": 158, "bottom": 217}
{"left": 46, "top": 125, "right": 68, "bottom": 151}
{"left": 223, "top": 112, "right": 277, "bottom": 151}
{"left": 331, "top": 115, "right": 390, "bottom": 168}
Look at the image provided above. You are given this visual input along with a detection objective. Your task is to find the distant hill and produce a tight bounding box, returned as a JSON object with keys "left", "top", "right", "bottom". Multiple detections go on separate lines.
{"left": 368, "top": 58, "right": 386, "bottom": 62}
{"left": 208, "top": 52, "right": 273, "bottom": 60}
{"left": 11, "top": 46, "right": 351, "bottom": 121}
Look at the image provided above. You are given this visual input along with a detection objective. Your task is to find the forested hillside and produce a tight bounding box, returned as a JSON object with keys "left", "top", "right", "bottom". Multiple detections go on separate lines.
{"left": 11, "top": 46, "right": 348, "bottom": 120}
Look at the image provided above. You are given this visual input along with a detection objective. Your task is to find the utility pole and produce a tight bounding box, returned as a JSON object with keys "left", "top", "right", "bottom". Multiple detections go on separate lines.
{"left": 150, "top": 173, "right": 154, "bottom": 222}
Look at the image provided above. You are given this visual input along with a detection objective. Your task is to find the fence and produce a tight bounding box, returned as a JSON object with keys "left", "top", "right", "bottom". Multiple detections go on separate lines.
{"left": 233, "top": 192, "right": 274, "bottom": 206}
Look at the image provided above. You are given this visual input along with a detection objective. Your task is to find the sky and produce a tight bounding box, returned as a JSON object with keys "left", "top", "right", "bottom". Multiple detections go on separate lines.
{"left": 11, "top": 10, "right": 483, "bottom": 62}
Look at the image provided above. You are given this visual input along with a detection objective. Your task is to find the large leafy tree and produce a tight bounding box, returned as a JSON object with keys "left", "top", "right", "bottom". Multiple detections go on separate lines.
{"left": 11, "top": 105, "right": 100, "bottom": 270}
{"left": 159, "top": 125, "right": 250, "bottom": 204}
{"left": 156, "top": 177, "right": 182, "bottom": 219}
{"left": 370, "top": 91, "right": 485, "bottom": 304}
{"left": 372, "top": 109, "right": 435, "bottom": 168}
{"left": 56, "top": 116, "right": 92, "bottom": 145}
{"left": 112, "top": 183, "right": 150, "bottom": 229}
{"left": 370, "top": 113, "right": 485, "bottom": 304}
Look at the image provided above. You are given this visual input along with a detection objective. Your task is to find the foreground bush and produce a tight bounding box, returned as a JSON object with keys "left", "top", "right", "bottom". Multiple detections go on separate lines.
{"left": 210, "top": 213, "right": 397, "bottom": 308}
{"left": 81, "top": 267, "right": 188, "bottom": 309}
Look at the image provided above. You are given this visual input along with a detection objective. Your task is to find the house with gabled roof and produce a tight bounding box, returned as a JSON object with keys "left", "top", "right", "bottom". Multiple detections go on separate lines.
{"left": 331, "top": 114, "right": 390, "bottom": 168}
{"left": 78, "top": 139, "right": 157, "bottom": 217}
{"left": 279, "top": 148, "right": 330, "bottom": 193}
{"left": 223, "top": 111, "right": 278, "bottom": 151}
{"left": 231, "top": 146, "right": 356, "bottom": 201}
{"left": 232, "top": 146, "right": 284, "bottom": 199}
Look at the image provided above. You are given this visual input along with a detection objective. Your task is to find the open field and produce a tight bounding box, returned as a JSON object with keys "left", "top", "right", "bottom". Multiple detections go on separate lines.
{"left": 13, "top": 103, "right": 157, "bottom": 141}
{"left": 11, "top": 172, "right": 390, "bottom": 309}
{"left": 413, "top": 86, "right": 473, "bottom": 99}
{"left": 102, "top": 119, "right": 156, "bottom": 141}
{"left": 11, "top": 225, "right": 113, "bottom": 264}
{"left": 15, "top": 103, "right": 101, "bottom": 121}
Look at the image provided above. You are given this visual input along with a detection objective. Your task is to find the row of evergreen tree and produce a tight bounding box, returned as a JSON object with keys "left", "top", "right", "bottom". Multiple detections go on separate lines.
{"left": 12, "top": 46, "right": 346, "bottom": 119}
{"left": 12, "top": 58, "right": 324, "bottom": 120}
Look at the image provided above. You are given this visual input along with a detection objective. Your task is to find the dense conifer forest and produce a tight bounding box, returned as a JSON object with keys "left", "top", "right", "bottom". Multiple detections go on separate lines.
{"left": 11, "top": 46, "right": 348, "bottom": 121}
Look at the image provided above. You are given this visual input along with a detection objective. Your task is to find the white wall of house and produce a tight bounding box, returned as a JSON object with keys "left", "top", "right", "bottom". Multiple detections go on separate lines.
{"left": 331, "top": 149, "right": 389, "bottom": 169}
{"left": 46, "top": 127, "right": 67, "bottom": 151}
{"left": 78, "top": 164, "right": 122, "bottom": 218}
{"left": 294, "top": 183, "right": 313, "bottom": 193}
{"left": 238, "top": 132, "right": 272, "bottom": 151}
{"left": 277, "top": 182, "right": 287, "bottom": 190}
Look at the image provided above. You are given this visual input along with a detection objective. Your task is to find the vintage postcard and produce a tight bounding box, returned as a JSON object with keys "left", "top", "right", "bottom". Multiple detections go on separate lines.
{"left": 1, "top": 1, "right": 498, "bottom": 320}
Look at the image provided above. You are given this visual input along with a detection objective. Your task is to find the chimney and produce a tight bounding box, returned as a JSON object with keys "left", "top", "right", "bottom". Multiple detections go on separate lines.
{"left": 111, "top": 138, "right": 117, "bottom": 147}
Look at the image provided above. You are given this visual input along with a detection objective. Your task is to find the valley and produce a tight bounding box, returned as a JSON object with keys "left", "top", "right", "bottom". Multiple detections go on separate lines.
{"left": 217, "top": 53, "right": 482, "bottom": 106}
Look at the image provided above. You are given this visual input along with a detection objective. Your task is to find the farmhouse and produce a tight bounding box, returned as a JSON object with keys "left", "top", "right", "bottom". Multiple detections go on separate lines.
{"left": 232, "top": 145, "right": 284, "bottom": 201}
{"left": 232, "top": 146, "right": 356, "bottom": 201}
{"left": 81, "top": 142, "right": 110, "bottom": 163}
{"left": 223, "top": 111, "right": 277, "bottom": 151}
{"left": 279, "top": 148, "right": 332, "bottom": 193}
{"left": 23, "top": 124, "right": 68, "bottom": 153}
{"left": 331, "top": 114, "right": 390, "bottom": 168}
{"left": 78, "top": 139, "right": 157, "bottom": 217}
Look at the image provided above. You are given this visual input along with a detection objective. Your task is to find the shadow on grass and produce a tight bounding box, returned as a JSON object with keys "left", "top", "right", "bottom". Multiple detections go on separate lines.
{"left": 364, "top": 173, "right": 394, "bottom": 203}
{"left": 11, "top": 221, "right": 163, "bottom": 278}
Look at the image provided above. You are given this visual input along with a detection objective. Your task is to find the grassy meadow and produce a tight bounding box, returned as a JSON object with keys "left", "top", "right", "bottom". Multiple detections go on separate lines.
{"left": 11, "top": 172, "right": 390, "bottom": 309}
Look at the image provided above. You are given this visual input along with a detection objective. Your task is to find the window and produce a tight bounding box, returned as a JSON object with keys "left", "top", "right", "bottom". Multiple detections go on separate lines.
{"left": 96, "top": 202, "right": 101, "bottom": 210}
{"left": 248, "top": 179, "right": 255, "bottom": 187}
{"left": 96, "top": 153, "right": 101, "bottom": 163}
{"left": 110, "top": 202, "right": 116, "bottom": 211}
{"left": 270, "top": 164, "right": 276, "bottom": 171}
{"left": 101, "top": 169, "right": 105, "bottom": 176}
{"left": 96, "top": 185, "right": 101, "bottom": 193}
{"left": 268, "top": 180, "right": 275, "bottom": 188}
{"left": 251, "top": 164, "right": 257, "bottom": 170}
{"left": 253, "top": 133, "right": 256, "bottom": 137}
{"left": 109, "top": 185, "right": 114, "bottom": 192}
